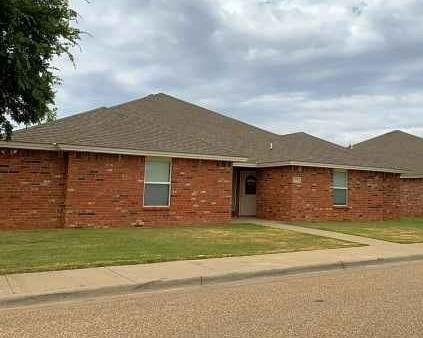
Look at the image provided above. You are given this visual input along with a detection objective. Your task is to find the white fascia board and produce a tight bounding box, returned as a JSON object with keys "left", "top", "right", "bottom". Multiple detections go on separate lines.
{"left": 57, "top": 144, "right": 247, "bottom": 162}
{"left": 233, "top": 162, "right": 258, "bottom": 168}
{"left": 0, "top": 141, "right": 247, "bottom": 162}
{"left": 233, "top": 160, "right": 405, "bottom": 174}
{"left": 0, "top": 141, "right": 57, "bottom": 151}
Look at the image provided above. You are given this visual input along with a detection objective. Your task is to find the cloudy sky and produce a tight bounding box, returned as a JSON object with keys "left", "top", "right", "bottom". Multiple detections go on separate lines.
{"left": 54, "top": 0, "right": 423, "bottom": 145}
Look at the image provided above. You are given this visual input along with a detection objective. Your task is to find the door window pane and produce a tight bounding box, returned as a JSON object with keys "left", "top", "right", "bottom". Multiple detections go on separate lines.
{"left": 245, "top": 175, "right": 256, "bottom": 195}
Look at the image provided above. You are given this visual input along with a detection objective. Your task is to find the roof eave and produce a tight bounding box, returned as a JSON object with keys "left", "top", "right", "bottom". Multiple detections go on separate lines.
{"left": 0, "top": 141, "right": 248, "bottom": 163}
{"left": 233, "top": 160, "right": 406, "bottom": 173}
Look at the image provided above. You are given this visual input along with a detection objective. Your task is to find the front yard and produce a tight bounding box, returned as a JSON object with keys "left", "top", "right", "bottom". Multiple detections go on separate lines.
{"left": 0, "top": 223, "right": 358, "bottom": 275}
{"left": 297, "top": 218, "right": 423, "bottom": 244}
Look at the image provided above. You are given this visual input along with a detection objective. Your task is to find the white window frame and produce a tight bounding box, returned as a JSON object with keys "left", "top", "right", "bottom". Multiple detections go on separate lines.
{"left": 143, "top": 157, "right": 172, "bottom": 207}
{"left": 332, "top": 169, "right": 348, "bottom": 206}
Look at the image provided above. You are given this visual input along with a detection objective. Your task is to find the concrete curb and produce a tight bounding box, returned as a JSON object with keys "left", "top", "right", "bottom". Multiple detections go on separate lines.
{"left": 2, "top": 254, "right": 423, "bottom": 309}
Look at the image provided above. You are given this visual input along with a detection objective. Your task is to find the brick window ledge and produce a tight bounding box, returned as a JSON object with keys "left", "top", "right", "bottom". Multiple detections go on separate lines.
{"left": 142, "top": 206, "right": 171, "bottom": 211}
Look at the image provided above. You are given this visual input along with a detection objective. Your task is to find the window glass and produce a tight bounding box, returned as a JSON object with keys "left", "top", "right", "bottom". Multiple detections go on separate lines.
{"left": 145, "top": 158, "right": 170, "bottom": 182}
{"left": 333, "top": 189, "right": 347, "bottom": 205}
{"left": 333, "top": 170, "right": 347, "bottom": 187}
{"left": 144, "top": 158, "right": 171, "bottom": 206}
{"left": 332, "top": 170, "right": 348, "bottom": 206}
{"left": 144, "top": 184, "right": 170, "bottom": 206}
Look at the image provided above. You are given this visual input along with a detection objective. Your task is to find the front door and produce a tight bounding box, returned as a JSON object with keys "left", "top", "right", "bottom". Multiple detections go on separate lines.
{"left": 239, "top": 171, "right": 257, "bottom": 216}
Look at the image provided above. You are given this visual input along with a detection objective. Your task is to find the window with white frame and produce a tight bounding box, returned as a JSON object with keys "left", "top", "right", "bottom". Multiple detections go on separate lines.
{"left": 144, "top": 157, "right": 171, "bottom": 207}
{"left": 332, "top": 170, "right": 348, "bottom": 206}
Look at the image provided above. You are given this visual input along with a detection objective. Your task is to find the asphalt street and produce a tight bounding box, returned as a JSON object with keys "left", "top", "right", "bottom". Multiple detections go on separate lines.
{"left": 1, "top": 261, "right": 423, "bottom": 337}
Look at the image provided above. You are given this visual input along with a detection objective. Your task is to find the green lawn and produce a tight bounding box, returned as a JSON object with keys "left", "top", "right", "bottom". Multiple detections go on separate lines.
{"left": 0, "top": 223, "right": 359, "bottom": 275}
{"left": 296, "top": 218, "right": 423, "bottom": 244}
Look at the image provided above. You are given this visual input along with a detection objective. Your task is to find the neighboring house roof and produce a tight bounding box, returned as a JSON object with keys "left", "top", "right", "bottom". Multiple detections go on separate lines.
{"left": 1, "top": 93, "right": 406, "bottom": 173}
{"left": 352, "top": 130, "right": 423, "bottom": 177}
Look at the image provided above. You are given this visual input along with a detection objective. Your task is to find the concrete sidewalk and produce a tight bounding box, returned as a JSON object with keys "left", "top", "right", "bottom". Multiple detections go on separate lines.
{"left": 2, "top": 220, "right": 423, "bottom": 308}
{"left": 238, "top": 218, "right": 393, "bottom": 246}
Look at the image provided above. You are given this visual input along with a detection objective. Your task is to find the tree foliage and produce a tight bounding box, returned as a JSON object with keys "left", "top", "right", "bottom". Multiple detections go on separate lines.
{"left": 0, "top": 0, "right": 81, "bottom": 139}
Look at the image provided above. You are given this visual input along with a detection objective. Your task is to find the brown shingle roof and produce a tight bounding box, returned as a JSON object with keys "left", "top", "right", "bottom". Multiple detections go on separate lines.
{"left": 353, "top": 130, "right": 423, "bottom": 177}
{"left": 261, "top": 132, "right": 394, "bottom": 168}
{"left": 7, "top": 93, "right": 406, "bottom": 172}
{"left": 11, "top": 94, "right": 251, "bottom": 159}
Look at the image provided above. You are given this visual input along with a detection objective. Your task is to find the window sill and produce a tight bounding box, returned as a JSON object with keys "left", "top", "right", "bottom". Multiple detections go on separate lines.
{"left": 142, "top": 206, "right": 171, "bottom": 211}
{"left": 333, "top": 205, "right": 349, "bottom": 209}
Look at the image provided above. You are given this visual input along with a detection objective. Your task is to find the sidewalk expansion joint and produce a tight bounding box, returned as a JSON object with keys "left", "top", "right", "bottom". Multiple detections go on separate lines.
{"left": 105, "top": 268, "right": 137, "bottom": 284}
{"left": 4, "top": 275, "right": 15, "bottom": 295}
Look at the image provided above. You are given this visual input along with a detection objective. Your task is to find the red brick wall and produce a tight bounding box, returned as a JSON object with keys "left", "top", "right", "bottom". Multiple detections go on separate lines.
{"left": 400, "top": 178, "right": 423, "bottom": 217}
{"left": 0, "top": 149, "right": 65, "bottom": 229}
{"left": 256, "top": 167, "right": 292, "bottom": 220}
{"left": 64, "top": 153, "right": 233, "bottom": 227}
{"left": 256, "top": 166, "right": 401, "bottom": 222}
{"left": 1, "top": 148, "right": 407, "bottom": 229}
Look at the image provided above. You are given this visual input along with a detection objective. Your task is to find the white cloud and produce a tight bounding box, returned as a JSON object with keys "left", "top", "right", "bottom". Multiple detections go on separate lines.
{"left": 53, "top": 0, "right": 423, "bottom": 145}
{"left": 241, "top": 92, "right": 423, "bottom": 145}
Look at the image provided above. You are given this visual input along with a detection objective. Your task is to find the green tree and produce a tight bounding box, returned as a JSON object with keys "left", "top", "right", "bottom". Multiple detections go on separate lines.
{"left": 0, "top": 0, "right": 81, "bottom": 139}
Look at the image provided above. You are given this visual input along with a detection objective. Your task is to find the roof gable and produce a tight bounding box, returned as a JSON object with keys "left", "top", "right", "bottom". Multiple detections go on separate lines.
{"left": 353, "top": 130, "right": 423, "bottom": 175}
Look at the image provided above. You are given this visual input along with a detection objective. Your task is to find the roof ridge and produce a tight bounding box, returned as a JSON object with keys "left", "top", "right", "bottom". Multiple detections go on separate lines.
{"left": 105, "top": 93, "right": 157, "bottom": 110}
{"left": 354, "top": 130, "right": 423, "bottom": 147}
{"left": 12, "top": 106, "right": 108, "bottom": 135}
{"left": 8, "top": 92, "right": 406, "bottom": 171}
{"left": 281, "top": 131, "right": 350, "bottom": 151}
{"left": 14, "top": 93, "right": 167, "bottom": 135}
{"left": 152, "top": 93, "right": 280, "bottom": 138}
{"left": 106, "top": 95, "right": 247, "bottom": 158}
